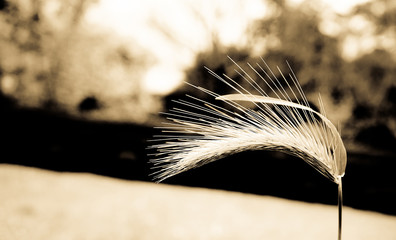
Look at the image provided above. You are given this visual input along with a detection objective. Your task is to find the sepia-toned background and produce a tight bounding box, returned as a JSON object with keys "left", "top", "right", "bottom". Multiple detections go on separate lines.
{"left": 1, "top": 0, "right": 396, "bottom": 239}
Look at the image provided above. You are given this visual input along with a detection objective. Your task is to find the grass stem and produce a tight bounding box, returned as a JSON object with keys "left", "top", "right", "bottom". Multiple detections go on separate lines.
{"left": 338, "top": 177, "right": 343, "bottom": 240}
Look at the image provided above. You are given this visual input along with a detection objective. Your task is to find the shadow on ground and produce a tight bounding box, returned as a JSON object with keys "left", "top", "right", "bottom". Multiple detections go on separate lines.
{"left": 1, "top": 104, "right": 395, "bottom": 216}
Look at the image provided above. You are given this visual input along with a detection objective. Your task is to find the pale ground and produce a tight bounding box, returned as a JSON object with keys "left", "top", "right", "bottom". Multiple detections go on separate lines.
{"left": 1, "top": 164, "right": 395, "bottom": 240}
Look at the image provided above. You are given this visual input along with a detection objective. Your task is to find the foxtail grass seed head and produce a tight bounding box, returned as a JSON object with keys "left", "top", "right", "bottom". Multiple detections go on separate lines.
{"left": 149, "top": 57, "right": 347, "bottom": 184}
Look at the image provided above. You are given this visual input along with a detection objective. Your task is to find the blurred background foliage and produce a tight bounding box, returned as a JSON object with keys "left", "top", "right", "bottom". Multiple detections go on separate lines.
{"left": 1, "top": 0, "right": 396, "bottom": 214}
{"left": 0, "top": 0, "right": 159, "bottom": 124}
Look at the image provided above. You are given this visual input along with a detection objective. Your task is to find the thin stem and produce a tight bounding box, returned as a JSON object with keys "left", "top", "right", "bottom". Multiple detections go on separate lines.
{"left": 337, "top": 177, "right": 343, "bottom": 240}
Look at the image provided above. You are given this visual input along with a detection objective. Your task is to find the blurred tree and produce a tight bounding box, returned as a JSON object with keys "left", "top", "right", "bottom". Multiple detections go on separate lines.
{"left": 0, "top": 0, "right": 158, "bottom": 123}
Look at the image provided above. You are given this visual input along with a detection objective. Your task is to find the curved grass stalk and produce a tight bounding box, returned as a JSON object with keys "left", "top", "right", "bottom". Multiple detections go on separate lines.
{"left": 149, "top": 57, "right": 347, "bottom": 239}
